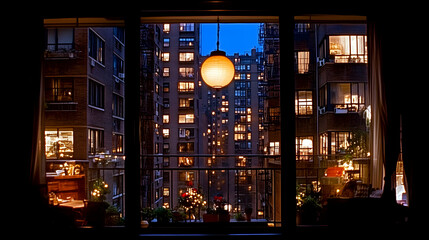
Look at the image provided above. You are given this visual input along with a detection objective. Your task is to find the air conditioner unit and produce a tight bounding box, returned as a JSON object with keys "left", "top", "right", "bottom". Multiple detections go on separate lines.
{"left": 90, "top": 59, "right": 96, "bottom": 67}
{"left": 317, "top": 57, "right": 325, "bottom": 67}
{"left": 119, "top": 73, "right": 125, "bottom": 79}
{"left": 334, "top": 108, "right": 348, "bottom": 114}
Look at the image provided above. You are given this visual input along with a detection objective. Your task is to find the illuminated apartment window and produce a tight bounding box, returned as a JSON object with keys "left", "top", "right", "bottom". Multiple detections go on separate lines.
{"left": 178, "top": 157, "right": 194, "bottom": 167}
{"left": 179, "top": 23, "right": 194, "bottom": 32}
{"left": 162, "top": 52, "right": 170, "bottom": 62}
{"left": 295, "top": 90, "right": 312, "bottom": 115}
{"left": 179, "top": 67, "right": 194, "bottom": 78}
{"left": 330, "top": 83, "right": 366, "bottom": 112}
{"left": 163, "top": 128, "right": 170, "bottom": 138}
{"left": 295, "top": 51, "right": 309, "bottom": 74}
{"left": 269, "top": 142, "right": 280, "bottom": 155}
{"left": 45, "top": 128, "right": 74, "bottom": 159}
{"left": 178, "top": 81, "right": 194, "bottom": 93}
{"left": 179, "top": 128, "right": 194, "bottom": 138}
{"left": 163, "top": 115, "right": 170, "bottom": 123}
{"left": 163, "top": 24, "right": 170, "bottom": 33}
{"left": 163, "top": 67, "right": 170, "bottom": 77}
{"left": 179, "top": 52, "right": 194, "bottom": 62}
{"left": 88, "top": 128, "right": 104, "bottom": 154}
{"left": 112, "top": 134, "right": 123, "bottom": 153}
{"left": 179, "top": 98, "right": 194, "bottom": 108}
{"left": 178, "top": 114, "right": 195, "bottom": 123}
{"left": 329, "top": 35, "right": 367, "bottom": 63}
{"left": 296, "top": 136, "right": 313, "bottom": 161}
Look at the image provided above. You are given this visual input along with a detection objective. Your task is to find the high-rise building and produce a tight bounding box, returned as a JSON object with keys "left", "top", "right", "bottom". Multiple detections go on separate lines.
{"left": 140, "top": 23, "right": 202, "bottom": 209}
{"left": 200, "top": 49, "right": 264, "bottom": 213}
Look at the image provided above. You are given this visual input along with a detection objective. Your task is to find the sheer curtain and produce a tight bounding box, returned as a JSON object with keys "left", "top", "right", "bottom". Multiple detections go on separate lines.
{"left": 368, "top": 20, "right": 386, "bottom": 191}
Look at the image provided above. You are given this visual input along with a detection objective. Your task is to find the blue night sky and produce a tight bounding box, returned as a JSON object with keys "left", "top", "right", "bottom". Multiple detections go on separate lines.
{"left": 200, "top": 23, "right": 261, "bottom": 56}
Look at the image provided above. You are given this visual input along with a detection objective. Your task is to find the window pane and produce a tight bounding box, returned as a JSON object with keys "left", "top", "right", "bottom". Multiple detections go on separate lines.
{"left": 140, "top": 21, "right": 281, "bottom": 227}
{"left": 43, "top": 23, "right": 126, "bottom": 227}
{"left": 296, "top": 22, "right": 369, "bottom": 225}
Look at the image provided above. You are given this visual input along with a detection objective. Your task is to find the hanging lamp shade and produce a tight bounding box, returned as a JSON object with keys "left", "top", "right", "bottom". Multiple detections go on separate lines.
{"left": 201, "top": 50, "right": 235, "bottom": 89}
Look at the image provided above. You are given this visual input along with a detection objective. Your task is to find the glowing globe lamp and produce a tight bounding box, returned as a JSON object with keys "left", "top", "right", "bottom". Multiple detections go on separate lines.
{"left": 201, "top": 50, "right": 235, "bottom": 89}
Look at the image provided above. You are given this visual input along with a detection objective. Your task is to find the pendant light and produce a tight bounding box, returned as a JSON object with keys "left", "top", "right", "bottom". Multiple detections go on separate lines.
{"left": 201, "top": 18, "right": 235, "bottom": 89}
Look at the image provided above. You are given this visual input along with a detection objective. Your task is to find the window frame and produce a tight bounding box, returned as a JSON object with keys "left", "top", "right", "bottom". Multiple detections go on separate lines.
{"left": 33, "top": 11, "right": 377, "bottom": 239}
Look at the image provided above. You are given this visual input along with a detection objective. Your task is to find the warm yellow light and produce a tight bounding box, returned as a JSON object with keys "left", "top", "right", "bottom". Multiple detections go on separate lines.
{"left": 201, "top": 52, "right": 235, "bottom": 89}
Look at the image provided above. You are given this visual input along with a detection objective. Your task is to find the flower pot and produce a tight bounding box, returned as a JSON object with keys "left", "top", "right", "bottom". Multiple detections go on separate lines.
{"left": 218, "top": 213, "right": 230, "bottom": 222}
{"left": 86, "top": 201, "right": 108, "bottom": 227}
{"left": 203, "top": 213, "right": 218, "bottom": 222}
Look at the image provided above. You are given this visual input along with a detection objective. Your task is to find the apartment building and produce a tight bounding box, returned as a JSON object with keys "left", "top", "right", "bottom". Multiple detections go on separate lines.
{"left": 140, "top": 23, "right": 202, "bottom": 209}
{"left": 43, "top": 26, "right": 126, "bottom": 213}
{"left": 293, "top": 23, "right": 369, "bottom": 201}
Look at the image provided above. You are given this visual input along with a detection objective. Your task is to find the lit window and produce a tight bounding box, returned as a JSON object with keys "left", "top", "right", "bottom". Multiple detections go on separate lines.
{"left": 178, "top": 82, "right": 194, "bottom": 93}
{"left": 163, "top": 115, "right": 170, "bottom": 123}
{"left": 295, "top": 91, "right": 312, "bottom": 115}
{"left": 269, "top": 142, "right": 280, "bottom": 155}
{"left": 179, "top": 67, "right": 194, "bottom": 78}
{"left": 162, "top": 52, "right": 170, "bottom": 61}
{"left": 178, "top": 157, "right": 194, "bottom": 167}
{"left": 179, "top": 114, "right": 194, "bottom": 123}
{"left": 163, "top": 67, "right": 170, "bottom": 77}
{"left": 295, "top": 51, "right": 309, "bottom": 74}
{"left": 329, "top": 35, "right": 367, "bottom": 63}
{"left": 296, "top": 137, "right": 313, "bottom": 161}
{"left": 45, "top": 128, "right": 74, "bottom": 159}
{"left": 179, "top": 23, "right": 194, "bottom": 32}
{"left": 163, "top": 187, "right": 170, "bottom": 197}
{"left": 163, "top": 24, "right": 170, "bottom": 33}
{"left": 179, "top": 52, "right": 194, "bottom": 62}
{"left": 163, "top": 128, "right": 170, "bottom": 138}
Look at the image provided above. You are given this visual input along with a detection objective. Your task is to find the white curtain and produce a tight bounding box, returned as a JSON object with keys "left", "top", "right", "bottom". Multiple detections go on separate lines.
{"left": 368, "top": 21, "right": 386, "bottom": 190}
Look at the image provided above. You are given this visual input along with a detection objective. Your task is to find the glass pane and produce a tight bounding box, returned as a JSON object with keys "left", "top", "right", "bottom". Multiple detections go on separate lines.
{"left": 139, "top": 21, "right": 280, "bottom": 228}
{"left": 43, "top": 22, "right": 126, "bottom": 227}
{"left": 295, "top": 23, "right": 369, "bottom": 225}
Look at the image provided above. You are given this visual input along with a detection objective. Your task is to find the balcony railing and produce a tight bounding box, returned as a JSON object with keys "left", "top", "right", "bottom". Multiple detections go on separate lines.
{"left": 141, "top": 154, "right": 281, "bottom": 225}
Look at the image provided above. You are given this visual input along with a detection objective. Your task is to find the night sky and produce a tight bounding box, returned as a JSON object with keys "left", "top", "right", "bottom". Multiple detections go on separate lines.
{"left": 200, "top": 23, "right": 261, "bottom": 56}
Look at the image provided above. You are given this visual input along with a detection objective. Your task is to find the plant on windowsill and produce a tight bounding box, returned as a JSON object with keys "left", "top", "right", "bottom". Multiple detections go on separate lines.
{"left": 213, "top": 194, "right": 230, "bottom": 222}
{"left": 154, "top": 207, "right": 172, "bottom": 224}
{"left": 178, "top": 187, "right": 206, "bottom": 222}
{"left": 300, "top": 195, "right": 322, "bottom": 224}
{"left": 87, "top": 178, "right": 110, "bottom": 227}
{"left": 141, "top": 207, "right": 155, "bottom": 227}
{"left": 202, "top": 207, "right": 218, "bottom": 222}
{"left": 233, "top": 212, "right": 246, "bottom": 221}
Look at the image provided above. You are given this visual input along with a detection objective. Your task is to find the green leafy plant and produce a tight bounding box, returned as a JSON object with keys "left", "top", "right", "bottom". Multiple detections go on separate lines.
{"left": 91, "top": 178, "right": 110, "bottom": 202}
{"left": 141, "top": 207, "right": 155, "bottom": 222}
{"left": 154, "top": 207, "right": 172, "bottom": 224}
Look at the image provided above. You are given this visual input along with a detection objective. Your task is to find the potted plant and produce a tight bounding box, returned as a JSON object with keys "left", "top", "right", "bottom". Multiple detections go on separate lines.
{"left": 244, "top": 207, "right": 253, "bottom": 222}
{"left": 178, "top": 187, "right": 206, "bottom": 222}
{"left": 154, "top": 207, "right": 172, "bottom": 224}
{"left": 300, "top": 195, "right": 322, "bottom": 224}
{"left": 202, "top": 207, "right": 218, "bottom": 222}
{"left": 105, "top": 205, "right": 123, "bottom": 226}
{"left": 141, "top": 207, "right": 155, "bottom": 222}
{"left": 216, "top": 208, "right": 230, "bottom": 222}
{"left": 234, "top": 212, "right": 246, "bottom": 221}
{"left": 86, "top": 178, "right": 110, "bottom": 227}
